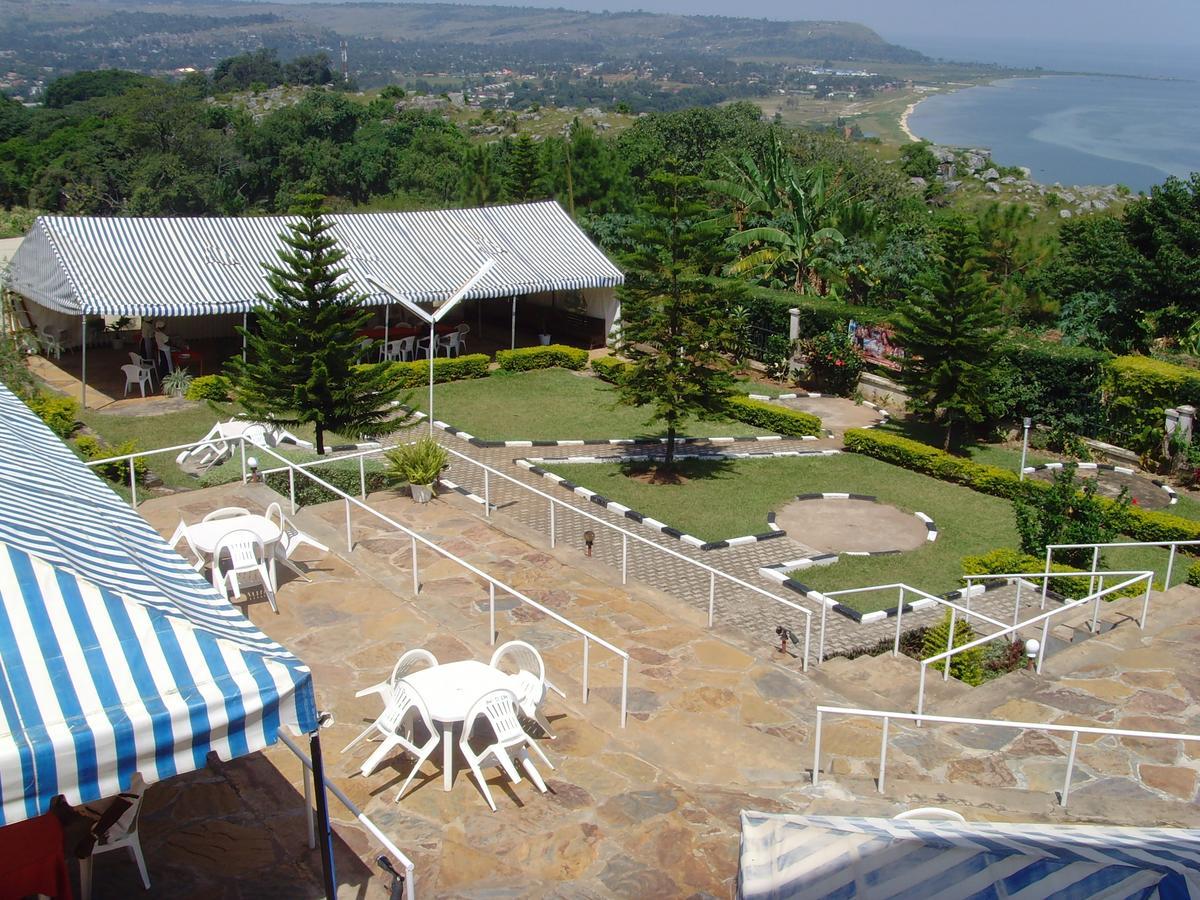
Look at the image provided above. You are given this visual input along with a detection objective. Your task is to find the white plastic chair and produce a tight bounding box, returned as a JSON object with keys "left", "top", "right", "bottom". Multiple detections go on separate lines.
{"left": 384, "top": 337, "right": 415, "bottom": 362}
{"left": 202, "top": 506, "right": 250, "bottom": 523}
{"left": 175, "top": 419, "right": 315, "bottom": 470}
{"left": 460, "top": 688, "right": 554, "bottom": 812}
{"left": 80, "top": 773, "right": 149, "bottom": 899}
{"left": 354, "top": 648, "right": 439, "bottom": 704}
{"left": 128, "top": 352, "right": 156, "bottom": 388}
{"left": 264, "top": 501, "right": 329, "bottom": 584}
{"left": 155, "top": 333, "right": 174, "bottom": 374}
{"left": 212, "top": 528, "right": 277, "bottom": 613}
{"left": 437, "top": 332, "right": 463, "bottom": 358}
{"left": 40, "top": 326, "right": 64, "bottom": 360}
{"left": 416, "top": 335, "right": 435, "bottom": 359}
{"left": 489, "top": 640, "right": 563, "bottom": 737}
{"left": 344, "top": 683, "right": 440, "bottom": 793}
{"left": 120, "top": 364, "right": 152, "bottom": 398}
{"left": 168, "top": 520, "right": 206, "bottom": 572}
{"left": 894, "top": 807, "right": 967, "bottom": 823}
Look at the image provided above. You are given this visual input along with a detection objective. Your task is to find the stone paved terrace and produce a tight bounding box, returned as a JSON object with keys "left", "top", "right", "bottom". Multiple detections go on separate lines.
{"left": 90, "top": 478, "right": 1200, "bottom": 898}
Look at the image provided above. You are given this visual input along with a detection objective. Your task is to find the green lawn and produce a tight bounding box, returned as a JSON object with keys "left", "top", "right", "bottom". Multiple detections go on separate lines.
{"left": 879, "top": 419, "right": 1054, "bottom": 472}
{"left": 413, "top": 369, "right": 772, "bottom": 441}
{"left": 1170, "top": 493, "right": 1200, "bottom": 522}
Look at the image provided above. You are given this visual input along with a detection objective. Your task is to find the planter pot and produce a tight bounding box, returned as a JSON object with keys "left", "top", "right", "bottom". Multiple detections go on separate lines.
{"left": 110, "top": 337, "right": 124, "bottom": 350}
{"left": 410, "top": 482, "right": 435, "bottom": 503}
{"left": 538, "top": 333, "right": 552, "bottom": 345}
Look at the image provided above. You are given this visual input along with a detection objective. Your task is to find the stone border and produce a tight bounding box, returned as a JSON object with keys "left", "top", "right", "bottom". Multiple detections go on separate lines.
{"left": 1022, "top": 461, "right": 1178, "bottom": 505}
{"left": 514, "top": 449, "right": 839, "bottom": 551}
{"left": 790, "top": 493, "right": 938, "bottom": 546}
{"left": 745, "top": 392, "right": 891, "bottom": 429}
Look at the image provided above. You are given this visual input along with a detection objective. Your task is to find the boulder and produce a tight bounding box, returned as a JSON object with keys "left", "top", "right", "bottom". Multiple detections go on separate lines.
{"left": 1059, "top": 209, "right": 1073, "bottom": 219}
{"left": 1017, "top": 166, "right": 1032, "bottom": 178}
{"left": 984, "top": 182, "right": 1001, "bottom": 193}
{"left": 1093, "top": 199, "right": 1108, "bottom": 210}
{"left": 964, "top": 151, "right": 989, "bottom": 171}
{"left": 933, "top": 147, "right": 956, "bottom": 163}
{"left": 982, "top": 168, "right": 1000, "bottom": 181}
{"left": 943, "top": 180, "right": 963, "bottom": 193}
{"left": 1078, "top": 200, "right": 1093, "bottom": 212}
{"left": 909, "top": 177, "right": 927, "bottom": 189}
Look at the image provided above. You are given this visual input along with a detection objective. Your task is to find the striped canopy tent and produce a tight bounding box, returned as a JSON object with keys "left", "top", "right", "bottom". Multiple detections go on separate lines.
{"left": 0, "top": 381, "right": 334, "bottom": 885}
{"left": 738, "top": 813, "right": 1200, "bottom": 899}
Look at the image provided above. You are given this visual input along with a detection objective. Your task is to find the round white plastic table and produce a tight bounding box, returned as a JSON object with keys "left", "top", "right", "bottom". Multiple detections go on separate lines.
{"left": 401, "top": 659, "right": 518, "bottom": 791}
{"left": 186, "top": 515, "right": 283, "bottom": 589}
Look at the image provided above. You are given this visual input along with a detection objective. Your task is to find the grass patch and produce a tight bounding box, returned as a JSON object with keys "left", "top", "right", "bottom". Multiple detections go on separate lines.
{"left": 1170, "top": 493, "right": 1200, "bottom": 522}
{"left": 879, "top": 418, "right": 1054, "bottom": 472}
{"left": 413, "top": 369, "right": 772, "bottom": 441}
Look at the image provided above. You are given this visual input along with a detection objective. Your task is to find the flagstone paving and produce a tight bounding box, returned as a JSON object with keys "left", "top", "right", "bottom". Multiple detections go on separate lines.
{"left": 114, "top": 478, "right": 1200, "bottom": 898}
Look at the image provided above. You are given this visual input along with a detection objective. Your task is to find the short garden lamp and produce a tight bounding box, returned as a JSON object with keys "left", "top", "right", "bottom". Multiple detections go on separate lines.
{"left": 583, "top": 530, "right": 595, "bottom": 557}
{"left": 1019, "top": 417, "right": 1032, "bottom": 481}
{"left": 1025, "top": 637, "right": 1040, "bottom": 671}
{"left": 247, "top": 456, "right": 261, "bottom": 483}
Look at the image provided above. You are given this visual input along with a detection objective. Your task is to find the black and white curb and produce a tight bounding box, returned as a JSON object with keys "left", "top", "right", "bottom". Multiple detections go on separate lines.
{"left": 746, "top": 393, "right": 890, "bottom": 429}
{"left": 514, "top": 455, "right": 834, "bottom": 550}
{"left": 1023, "top": 461, "right": 1179, "bottom": 505}
{"left": 433, "top": 421, "right": 807, "bottom": 447}
{"left": 792, "top": 493, "right": 938, "bottom": 545}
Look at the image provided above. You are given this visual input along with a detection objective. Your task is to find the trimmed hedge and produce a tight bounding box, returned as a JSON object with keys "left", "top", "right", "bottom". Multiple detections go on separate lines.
{"left": 742, "top": 284, "right": 891, "bottom": 339}
{"left": 591, "top": 355, "right": 629, "bottom": 384}
{"left": 185, "top": 374, "right": 233, "bottom": 402}
{"left": 1104, "top": 355, "right": 1200, "bottom": 452}
{"left": 496, "top": 344, "right": 588, "bottom": 372}
{"left": 993, "top": 337, "right": 1108, "bottom": 430}
{"left": 962, "top": 548, "right": 1145, "bottom": 600}
{"left": 74, "top": 434, "right": 148, "bottom": 482}
{"left": 726, "top": 395, "right": 822, "bottom": 437}
{"left": 844, "top": 428, "right": 1200, "bottom": 546}
{"left": 1187, "top": 560, "right": 1200, "bottom": 588}
{"left": 264, "top": 456, "right": 389, "bottom": 507}
{"left": 27, "top": 392, "right": 78, "bottom": 439}
{"left": 358, "top": 354, "right": 490, "bottom": 389}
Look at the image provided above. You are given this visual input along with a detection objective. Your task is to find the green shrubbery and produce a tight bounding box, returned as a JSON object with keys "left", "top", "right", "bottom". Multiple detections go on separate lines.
{"left": 921, "top": 609, "right": 985, "bottom": 685}
{"left": 591, "top": 355, "right": 629, "bottom": 384}
{"left": 384, "top": 436, "right": 448, "bottom": 487}
{"left": 800, "top": 328, "right": 864, "bottom": 396}
{"left": 496, "top": 344, "right": 588, "bottom": 372}
{"left": 1103, "top": 355, "right": 1200, "bottom": 453}
{"left": 185, "top": 374, "right": 234, "bottom": 402}
{"left": 961, "top": 548, "right": 1146, "bottom": 600}
{"left": 264, "top": 456, "right": 388, "bottom": 506}
{"left": 726, "top": 395, "right": 822, "bottom": 437}
{"left": 358, "top": 354, "right": 490, "bottom": 388}
{"left": 1187, "top": 560, "right": 1200, "bottom": 588}
{"left": 74, "top": 434, "right": 148, "bottom": 482}
{"left": 27, "top": 392, "right": 79, "bottom": 439}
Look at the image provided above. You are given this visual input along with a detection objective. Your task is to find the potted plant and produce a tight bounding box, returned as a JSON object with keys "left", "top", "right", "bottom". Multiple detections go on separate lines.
{"left": 106, "top": 315, "right": 133, "bottom": 349}
{"left": 537, "top": 315, "right": 552, "bottom": 345}
{"left": 161, "top": 367, "right": 193, "bottom": 398}
{"left": 384, "top": 436, "right": 448, "bottom": 503}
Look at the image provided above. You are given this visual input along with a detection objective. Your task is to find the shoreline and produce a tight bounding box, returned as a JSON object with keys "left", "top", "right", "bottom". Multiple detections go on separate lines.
{"left": 898, "top": 99, "right": 921, "bottom": 143}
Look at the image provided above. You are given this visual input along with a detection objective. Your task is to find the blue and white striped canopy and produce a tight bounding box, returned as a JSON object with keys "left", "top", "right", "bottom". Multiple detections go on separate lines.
{"left": 0, "top": 383, "right": 317, "bottom": 825}
{"left": 738, "top": 813, "right": 1200, "bottom": 899}
{"left": 8, "top": 201, "right": 623, "bottom": 318}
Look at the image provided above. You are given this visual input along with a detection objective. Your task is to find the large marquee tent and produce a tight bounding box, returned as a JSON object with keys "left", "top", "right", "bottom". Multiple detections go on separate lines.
{"left": 0, "top": 382, "right": 336, "bottom": 891}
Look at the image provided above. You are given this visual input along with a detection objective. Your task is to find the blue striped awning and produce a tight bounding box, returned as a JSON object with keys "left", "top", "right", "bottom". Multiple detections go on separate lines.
{"left": 8, "top": 201, "right": 623, "bottom": 318}
{"left": 0, "top": 383, "right": 317, "bottom": 825}
{"left": 738, "top": 813, "right": 1200, "bottom": 899}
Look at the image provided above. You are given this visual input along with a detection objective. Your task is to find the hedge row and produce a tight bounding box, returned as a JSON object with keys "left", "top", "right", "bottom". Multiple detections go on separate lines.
{"left": 591, "top": 355, "right": 628, "bottom": 384}
{"left": 962, "top": 548, "right": 1146, "bottom": 600}
{"left": 264, "top": 457, "right": 389, "bottom": 507}
{"left": 726, "top": 395, "right": 822, "bottom": 437}
{"left": 742, "top": 284, "right": 891, "bottom": 339}
{"left": 844, "top": 428, "right": 1200, "bottom": 545}
{"left": 1104, "top": 355, "right": 1200, "bottom": 451}
{"left": 496, "top": 344, "right": 588, "bottom": 372}
{"left": 185, "top": 374, "right": 234, "bottom": 402}
{"left": 358, "top": 354, "right": 491, "bottom": 388}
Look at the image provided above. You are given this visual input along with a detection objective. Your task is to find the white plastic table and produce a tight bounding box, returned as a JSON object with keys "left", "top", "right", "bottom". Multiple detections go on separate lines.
{"left": 186, "top": 515, "right": 283, "bottom": 590}
{"left": 402, "top": 659, "right": 518, "bottom": 791}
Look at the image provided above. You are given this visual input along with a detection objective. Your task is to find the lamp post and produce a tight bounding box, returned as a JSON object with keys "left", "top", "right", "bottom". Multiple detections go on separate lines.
{"left": 369, "top": 259, "right": 496, "bottom": 435}
{"left": 1019, "top": 416, "right": 1032, "bottom": 481}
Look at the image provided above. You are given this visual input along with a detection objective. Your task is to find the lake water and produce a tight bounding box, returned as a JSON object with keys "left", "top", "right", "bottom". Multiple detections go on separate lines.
{"left": 906, "top": 75, "right": 1200, "bottom": 191}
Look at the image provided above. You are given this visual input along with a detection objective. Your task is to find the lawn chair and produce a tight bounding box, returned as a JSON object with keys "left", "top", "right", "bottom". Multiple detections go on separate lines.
{"left": 437, "top": 332, "right": 463, "bottom": 358}
{"left": 489, "top": 640, "right": 563, "bottom": 738}
{"left": 121, "top": 364, "right": 153, "bottom": 398}
{"left": 345, "top": 683, "right": 440, "bottom": 795}
{"left": 212, "top": 529, "right": 277, "bottom": 613}
{"left": 460, "top": 688, "right": 554, "bottom": 812}
{"left": 128, "top": 352, "right": 156, "bottom": 388}
{"left": 265, "top": 501, "right": 330, "bottom": 583}
{"left": 175, "top": 419, "right": 314, "bottom": 471}
{"left": 355, "top": 648, "right": 439, "bottom": 705}
{"left": 79, "top": 773, "right": 150, "bottom": 899}
{"left": 168, "top": 520, "right": 206, "bottom": 572}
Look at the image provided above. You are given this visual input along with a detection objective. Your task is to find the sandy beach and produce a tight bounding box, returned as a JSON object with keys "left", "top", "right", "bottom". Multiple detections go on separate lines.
{"left": 899, "top": 100, "right": 922, "bottom": 142}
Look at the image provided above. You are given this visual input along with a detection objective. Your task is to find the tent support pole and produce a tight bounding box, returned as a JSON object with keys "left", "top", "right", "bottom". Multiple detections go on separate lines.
{"left": 383, "top": 303, "right": 390, "bottom": 362}
{"left": 428, "top": 319, "right": 436, "bottom": 436}
{"left": 80, "top": 315, "right": 87, "bottom": 409}
{"left": 309, "top": 732, "right": 338, "bottom": 899}
{"left": 510, "top": 295, "right": 516, "bottom": 350}
{"left": 242, "top": 313, "right": 247, "bottom": 362}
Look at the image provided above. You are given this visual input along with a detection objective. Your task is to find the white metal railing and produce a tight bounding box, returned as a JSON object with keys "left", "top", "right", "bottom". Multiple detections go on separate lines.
{"left": 816, "top": 583, "right": 1007, "bottom": 663}
{"left": 812, "top": 705, "right": 1200, "bottom": 808}
{"left": 278, "top": 730, "right": 416, "bottom": 900}
{"left": 917, "top": 570, "right": 1153, "bottom": 721}
{"left": 93, "top": 437, "right": 632, "bottom": 727}
{"left": 1045, "top": 540, "right": 1200, "bottom": 595}
{"left": 82, "top": 437, "right": 249, "bottom": 508}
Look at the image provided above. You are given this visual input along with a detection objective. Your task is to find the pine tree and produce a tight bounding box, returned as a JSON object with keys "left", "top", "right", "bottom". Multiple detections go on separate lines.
{"left": 614, "top": 165, "right": 743, "bottom": 470}
{"left": 226, "top": 198, "right": 413, "bottom": 454}
{"left": 892, "top": 216, "right": 1002, "bottom": 451}
{"left": 504, "top": 134, "right": 543, "bottom": 202}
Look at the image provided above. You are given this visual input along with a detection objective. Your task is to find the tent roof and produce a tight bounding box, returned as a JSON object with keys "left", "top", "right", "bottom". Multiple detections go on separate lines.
{"left": 738, "top": 812, "right": 1200, "bottom": 899}
{"left": 0, "top": 383, "right": 316, "bottom": 824}
{"left": 8, "top": 201, "right": 623, "bottom": 318}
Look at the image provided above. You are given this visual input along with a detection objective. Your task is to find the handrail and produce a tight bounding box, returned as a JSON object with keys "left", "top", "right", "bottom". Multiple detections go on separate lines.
{"left": 435, "top": 443, "right": 818, "bottom": 669}
{"left": 249, "top": 440, "right": 633, "bottom": 728}
{"left": 812, "top": 705, "right": 1200, "bottom": 808}
{"left": 278, "top": 730, "right": 416, "bottom": 900}
{"left": 1045, "top": 539, "right": 1200, "bottom": 595}
{"left": 917, "top": 571, "right": 1153, "bottom": 721}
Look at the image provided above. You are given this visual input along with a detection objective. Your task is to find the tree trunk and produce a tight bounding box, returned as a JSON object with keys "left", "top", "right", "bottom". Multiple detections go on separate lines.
{"left": 664, "top": 422, "right": 676, "bottom": 469}
{"left": 315, "top": 423, "right": 326, "bottom": 456}
{"left": 943, "top": 418, "right": 954, "bottom": 453}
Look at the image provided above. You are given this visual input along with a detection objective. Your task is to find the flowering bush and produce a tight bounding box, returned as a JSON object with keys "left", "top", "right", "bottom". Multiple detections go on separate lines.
{"left": 801, "top": 328, "right": 864, "bottom": 396}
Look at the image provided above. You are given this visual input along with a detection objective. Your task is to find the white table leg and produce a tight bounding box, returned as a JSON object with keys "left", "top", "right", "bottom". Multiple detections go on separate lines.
{"left": 442, "top": 723, "right": 454, "bottom": 791}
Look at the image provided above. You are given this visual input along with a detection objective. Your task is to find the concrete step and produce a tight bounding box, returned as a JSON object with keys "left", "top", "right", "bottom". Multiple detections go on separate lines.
{"left": 811, "top": 651, "right": 970, "bottom": 713}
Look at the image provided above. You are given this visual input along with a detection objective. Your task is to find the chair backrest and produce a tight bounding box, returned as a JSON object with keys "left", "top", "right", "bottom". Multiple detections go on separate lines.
{"left": 203, "top": 507, "right": 250, "bottom": 522}
{"left": 389, "top": 648, "right": 438, "bottom": 688}
{"left": 94, "top": 773, "right": 146, "bottom": 845}
{"left": 442, "top": 333, "right": 461, "bottom": 350}
{"left": 489, "top": 640, "right": 545, "bottom": 683}
{"left": 128, "top": 352, "right": 144, "bottom": 367}
{"left": 457, "top": 323, "right": 470, "bottom": 335}
{"left": 213, "top": 528, "right": 263, "bottom": 571}
{"left": 894, "top": 807, "right": 967, "bottom": 823}
{"left": 398, "top": 336, "right": 415, "bottom": 351}
{"left": 463, "top": 688, "right": 524, "bottom": 749}
{"left": 120, "top": 363, "right": 145, "bottom": 382}
{"left": 380, "top": 681, "right": 435, "bottom": 738}
{"left": 265, "top": 501, "right": 284, "bottom": 530}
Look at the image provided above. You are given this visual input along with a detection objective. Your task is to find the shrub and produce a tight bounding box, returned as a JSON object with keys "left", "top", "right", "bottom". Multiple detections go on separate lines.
{"left": 1187, "top": 560, "right": 1200, "bottom": 588}
{"left": 963, "top": 547, "right": 1149, "bottom": 599}
{"left": 357, "top": 354, "right": 490, "bottom": 389}
{"left": 800, "top": 328, "right": 864, "bottom": 396}
{"left": 74, "top": 434, "right": 148, "bottom": 482}
{"left": 264, "top": 456, "right": 388, "bottom": 507}
{"left": 27, "top": 392, "right": 79, "bottom": 439}
{"left": 1103, "top": 355, "right": 1200, "bottom": 453}
{"left": 1014, "top": 463, "right": 1129, "bottom": 566}
{"left": 186, "top": 374, "right": 234, "bottom": 402}
{"left": 496, "top": 344, "right": 588, "bottom": 372}
{"left": 591, "top": 356, "right": 629, "bottom": 384}
{"left": 384, "top": 436, "right": 448, "bottom": 488}
{"left": 726, "top": 395, "right": 822, "bottom": 437}
{"left": 989, "top": 337, "right": 1108, "bottom": 433}
{"left": 921, "top": 609, "right": 986, "bottom": 685}
{"left": 740, "top": 284, "right": 891, "bottom": 340}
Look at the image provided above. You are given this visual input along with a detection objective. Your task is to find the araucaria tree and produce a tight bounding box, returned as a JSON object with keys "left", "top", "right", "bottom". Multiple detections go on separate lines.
{"left": 615, "top": 166, "right": 742, "bottom": 469}
{"left": 227, "top": 200, "right": 412, "bottom": 454}
{"left": 892, "top": 217, "right": 1002, "bottom": 451}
